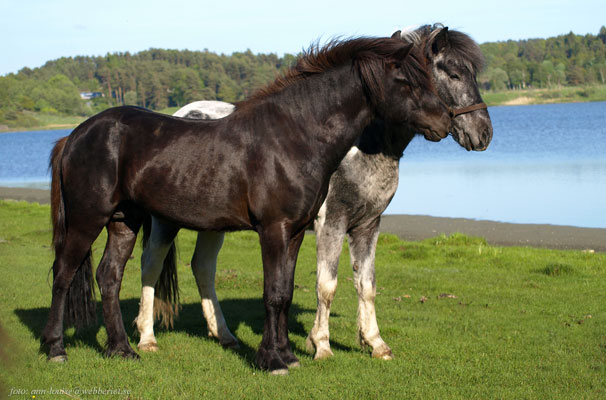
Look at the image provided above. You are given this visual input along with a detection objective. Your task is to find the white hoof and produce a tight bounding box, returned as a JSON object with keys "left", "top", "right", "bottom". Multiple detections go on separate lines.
{"left": 138, "top": 342, "right": 159, "bottom": 352}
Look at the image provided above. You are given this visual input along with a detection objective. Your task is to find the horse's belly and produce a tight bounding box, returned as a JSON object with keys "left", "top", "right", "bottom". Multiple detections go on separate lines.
{"left": 141, "top": 193, "right": 253, "bottom": 231}
{"left": 130, "top": 167, "right": 253, "bottom": 231}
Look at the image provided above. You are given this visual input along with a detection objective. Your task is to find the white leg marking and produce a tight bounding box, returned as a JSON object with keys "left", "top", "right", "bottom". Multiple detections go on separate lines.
{"left": 136, "top": 218, "right": 177, "bottom": 351}
{"left": 307, "top": 208, "right": 346, "bottom": 360}
{"left": 349, "top": 228, "right": 393, "bottom": 360}
{"left": 191, "top": 231, "right": 238, "bottom": 348}
{"left": 136, "top": 286, "right": 158, "bottom": 351}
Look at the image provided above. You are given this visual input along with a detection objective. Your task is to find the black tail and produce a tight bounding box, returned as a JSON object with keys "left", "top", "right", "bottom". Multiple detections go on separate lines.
{"left": 64, "top": 252, "right": 96, "bottom": 328}
{"left": 50, "top": 137, "right": 96, "bottom": 329}
{"left": 142, "top": 215, "right": 180, "bottom": 329}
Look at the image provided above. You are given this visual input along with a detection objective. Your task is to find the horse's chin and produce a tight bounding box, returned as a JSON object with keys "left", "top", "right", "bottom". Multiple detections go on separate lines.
{"left": 421, "top": 129, "right": 446, "bottom": 142}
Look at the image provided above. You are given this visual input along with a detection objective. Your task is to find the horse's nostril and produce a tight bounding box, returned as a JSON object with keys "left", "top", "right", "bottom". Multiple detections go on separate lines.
{"left": 482, "top": 129, "right": 491, "bottom": 143}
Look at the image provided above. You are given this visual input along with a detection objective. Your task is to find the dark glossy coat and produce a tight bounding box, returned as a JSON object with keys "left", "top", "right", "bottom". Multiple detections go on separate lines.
{"left": 41, "top": 37, "right": 451, "bottom": 373}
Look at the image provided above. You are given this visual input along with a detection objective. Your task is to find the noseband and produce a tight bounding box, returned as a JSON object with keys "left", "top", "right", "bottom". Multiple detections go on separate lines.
{"left": 447, "top": 102, "right": 487, "bottom": 119}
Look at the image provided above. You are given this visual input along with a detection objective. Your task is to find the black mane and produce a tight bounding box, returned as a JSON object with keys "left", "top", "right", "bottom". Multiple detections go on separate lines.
{"left": 240, "top": 37, "right": 431, "bottom": 105}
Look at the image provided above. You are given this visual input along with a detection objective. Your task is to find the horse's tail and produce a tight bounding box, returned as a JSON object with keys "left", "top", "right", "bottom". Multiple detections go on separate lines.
{"left": 50, "top": 137, "right": 96, "bottom": 329}
{"left": 50, "top": 137, "right": 68, "bottom": 251}
{"left": 141, "top": 215, "right": 180, "bottom": 329}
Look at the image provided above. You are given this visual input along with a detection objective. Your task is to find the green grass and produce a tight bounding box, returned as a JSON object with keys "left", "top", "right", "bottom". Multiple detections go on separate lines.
{"left": 1, "top": 109, "right": 175, "bottom": 133}
{"left": 0, "top": 200, "right": 605, "bottom": 399}
{"left": 156, "top": 106, "right": 180, "bottom": 115}
{"left": 0, "top": 111, "right": 87, "bottom": 132}
{"left": 482, "top": 84, "right": 606, "bottom": 106}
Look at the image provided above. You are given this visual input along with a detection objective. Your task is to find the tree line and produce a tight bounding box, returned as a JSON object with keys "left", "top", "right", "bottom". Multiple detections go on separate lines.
{"left": 479, "top": 26, "right": 606, "bottom": 90}
{"left": 1, "top": 26, "right": 605, "bottom": 125}
{"left": 0, "top": 48, "right": 297, "bottom": 123}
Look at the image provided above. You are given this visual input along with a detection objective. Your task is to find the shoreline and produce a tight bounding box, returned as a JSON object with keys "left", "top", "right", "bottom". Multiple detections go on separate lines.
{"left": 2, "top": 186, "right": 605, "bottom": 252}
{"left": 2, "top": 96, "right": 605, "bottom": 134}
{"left": 0, "top": 124, "right": 79, "bottom": 134}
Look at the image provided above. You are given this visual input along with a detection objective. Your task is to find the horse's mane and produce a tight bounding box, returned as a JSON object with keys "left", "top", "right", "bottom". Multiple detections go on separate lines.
{"left": 401, "top": 24, "right": 485, "bottom": 75}
{"left": 238, "top": 37, "right": 430, "bottom": 106}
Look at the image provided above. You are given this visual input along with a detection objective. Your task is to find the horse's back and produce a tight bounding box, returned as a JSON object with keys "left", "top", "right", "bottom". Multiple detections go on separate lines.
{"left": 61, "top": 107, "right": 237, "bottom": 219}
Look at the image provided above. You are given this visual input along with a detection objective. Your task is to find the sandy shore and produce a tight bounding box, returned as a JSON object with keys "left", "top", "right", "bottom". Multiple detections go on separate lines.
{"left": 2, "top": 186, "right": 604, "bottom": 252}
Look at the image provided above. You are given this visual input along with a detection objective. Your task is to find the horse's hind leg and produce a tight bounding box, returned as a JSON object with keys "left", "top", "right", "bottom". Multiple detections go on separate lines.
{"left": 348, "top": 216, "right": 393, "bottom": 360}
{"left": 42, "top": 225, "right": 104, "bottom": 361}
{"left": 136, "top": 218, "right": 179, "bottom": 351}
{"left": 306, "top": 213, "right": 347, "bottom": 360}
{"left": 96, "top": 213, "right": 143, "bottom": 358}
{"left": 191, "top": 231, "right": 238, "bottom": 348}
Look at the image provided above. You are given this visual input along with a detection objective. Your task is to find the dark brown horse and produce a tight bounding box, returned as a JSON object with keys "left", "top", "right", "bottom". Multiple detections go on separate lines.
{"left": 41, "top": 37, "right": 451, "bottom": 374}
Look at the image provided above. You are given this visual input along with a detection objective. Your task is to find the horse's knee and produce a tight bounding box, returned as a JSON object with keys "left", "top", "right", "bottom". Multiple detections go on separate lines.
{"left": 355, "top": 272, "right": 376, "bottom": 302}
{"left": 316, "top": 275, "right": 337, "bottom": 303}
{"left": 264, "top": 290, "right": 292, "bottom": 308}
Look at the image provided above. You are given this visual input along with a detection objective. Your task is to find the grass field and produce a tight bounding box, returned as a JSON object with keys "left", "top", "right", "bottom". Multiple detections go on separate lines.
{"left": 0, "top": 200, "right": 605, "bottom": 399}
{"left": 481, "top": 85, "right": 606, "bottom": 106}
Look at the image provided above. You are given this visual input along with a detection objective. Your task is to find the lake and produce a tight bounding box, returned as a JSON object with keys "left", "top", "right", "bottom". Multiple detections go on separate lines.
{"left": 1, "top": 101, "right": 605, "bottom": 228}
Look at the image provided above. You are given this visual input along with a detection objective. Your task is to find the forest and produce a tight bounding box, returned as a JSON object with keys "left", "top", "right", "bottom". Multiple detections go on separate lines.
{"left": 1, "top": 26, "right": 605, "bottom": 128}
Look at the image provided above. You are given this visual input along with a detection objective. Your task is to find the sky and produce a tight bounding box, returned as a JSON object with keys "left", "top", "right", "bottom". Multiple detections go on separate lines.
{"left": 0, "top": 0, "right": 604, "bottom": 76}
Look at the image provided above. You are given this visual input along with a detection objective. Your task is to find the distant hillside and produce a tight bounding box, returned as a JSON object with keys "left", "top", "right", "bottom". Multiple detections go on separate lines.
{"left": 478, "top": 26, "right": 606, "bottom": 90}
{"left": 1, "top": 26, "right": 605, "bottom": 129}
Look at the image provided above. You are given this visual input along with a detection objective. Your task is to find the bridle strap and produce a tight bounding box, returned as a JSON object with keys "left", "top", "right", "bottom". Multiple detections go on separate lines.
{"left": 449, "top": 102, "right": 487, "bottom": 118}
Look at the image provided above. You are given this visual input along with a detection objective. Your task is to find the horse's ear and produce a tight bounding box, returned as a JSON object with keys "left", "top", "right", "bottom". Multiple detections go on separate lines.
{"left": 393, "top": 42, "right": 413, "bottom": 61}
{"left": 389, "top": 43, "right": 413, "bottom": 83}
{"left": 431, "top": 27, "right": 450, "bottom": 55}
{"left": 391, "top": 30, "right": 402, "bottom": 39}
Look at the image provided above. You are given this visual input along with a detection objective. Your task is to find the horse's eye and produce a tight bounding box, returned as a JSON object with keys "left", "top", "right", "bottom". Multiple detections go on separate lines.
{"left": 449, "top": 74, "right": 460, "bottom": 80}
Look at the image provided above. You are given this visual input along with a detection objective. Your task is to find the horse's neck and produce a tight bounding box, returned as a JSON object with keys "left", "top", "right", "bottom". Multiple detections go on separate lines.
{"left": 269, "top": 67, "right": 374, "bottom": 170}
{"left": 356, "top": 120, "right": 416, "bottom": 160}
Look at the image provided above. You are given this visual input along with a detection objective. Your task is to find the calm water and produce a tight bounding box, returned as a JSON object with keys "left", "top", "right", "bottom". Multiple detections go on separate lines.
{"left": 387, "top": 101, "right": 606, "bottom": 228}
{"left": 1, "top": 102, "right": 605, "bottom": 227}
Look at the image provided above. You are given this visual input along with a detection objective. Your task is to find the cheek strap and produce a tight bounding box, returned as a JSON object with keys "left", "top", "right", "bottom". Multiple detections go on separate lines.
{"left": 449, "top": 102, "right": 487, "bottom": 118}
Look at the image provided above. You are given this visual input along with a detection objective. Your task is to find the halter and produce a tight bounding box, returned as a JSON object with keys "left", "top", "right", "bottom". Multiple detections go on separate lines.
{"left": 447, "top": 102, "right": 488, "bottom": 119}
{"left": 397, "top": 26, "right": 488, "bottom": 121}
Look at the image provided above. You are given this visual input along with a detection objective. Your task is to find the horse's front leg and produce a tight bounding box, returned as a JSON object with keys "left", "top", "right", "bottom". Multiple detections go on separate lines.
{"left": 136, "top": 218, "right": 179, "bottom": 352}
{"left": 306, "top": 211, "right": 347, "bottom": 360}
{"left": 348, "top": 216, "right": 393, "bottom": 360}
{"left": 256, "top": 225, "right": 305, "bottom": 375}
{"left": 96, "top": 217, "right": 142, "bottom": 358}
{"left": 190, "top": 231, "right": 238, "bottom": 348}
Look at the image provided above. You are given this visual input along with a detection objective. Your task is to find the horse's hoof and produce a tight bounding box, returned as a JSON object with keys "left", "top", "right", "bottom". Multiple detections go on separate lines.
{"left": 255, "top": 348, "right": 289, "bottom": 374}
{"left": 107, "top": 347, "right": 140, "bottom": 360}
{"left": 138, "top": 342, "right": 159, "bottom": 352}
{"left": 220, "top": 339, "right": 240, "bottom": 350}
{"left": 279, "top": 350, "right": 300, "bottom": 367}
{"left": 49, "top": 355, "right": 67, "bottom": 363}
{"left": 372, "top": 346, "right": 394, "bottom": 360}
{"left": 270, "top": 368, "right": 289, "bottom": 376}
{"left": 305, "top": 336, "right": 315, "bottom": 354}
{"left": 313, "top": 347, "right": 334, "bottom": 360}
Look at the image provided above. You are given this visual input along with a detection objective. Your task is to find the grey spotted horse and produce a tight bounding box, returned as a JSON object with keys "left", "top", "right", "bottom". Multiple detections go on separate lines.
{"left": 135, "top": 25, "right": 493, "bottom": 360}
